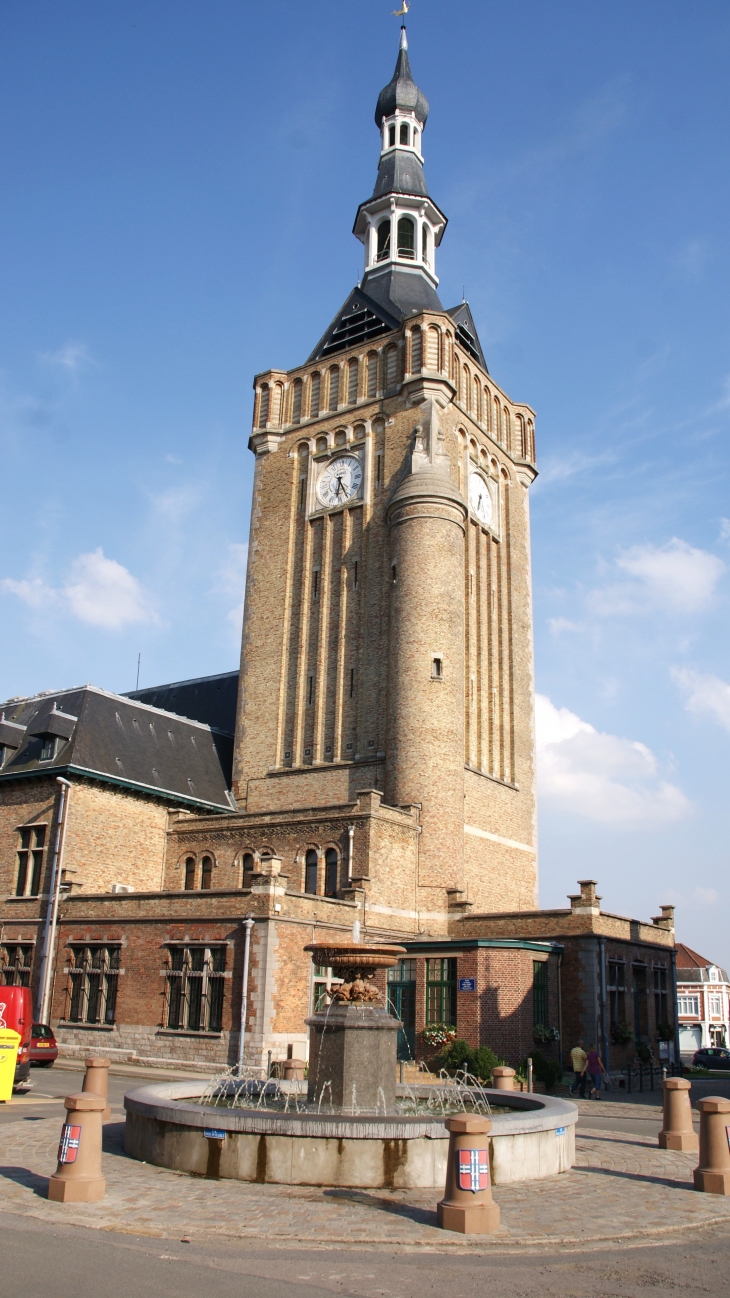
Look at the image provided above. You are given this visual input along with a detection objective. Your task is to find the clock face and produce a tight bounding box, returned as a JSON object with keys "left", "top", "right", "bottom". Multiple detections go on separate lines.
{"left": 317, "top": 455, "right": 363, "bottom": 508}
{"left": 469, "top": 471, "right": 493, "bottom": 528}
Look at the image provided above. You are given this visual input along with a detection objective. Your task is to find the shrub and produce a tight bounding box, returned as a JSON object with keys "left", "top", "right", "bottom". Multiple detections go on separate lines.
{"left": 522, "top": 1049, "right": 563, "bottom": 1092}
{"left": 437, "top": 1038, "right": 504, "bottom": 1083}
{"left": 611, "top": 1021, "right": 633, "bottom": 1045}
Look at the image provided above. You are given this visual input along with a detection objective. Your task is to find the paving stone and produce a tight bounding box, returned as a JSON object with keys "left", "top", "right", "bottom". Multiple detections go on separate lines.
{"left": 1, "top": 1116, "right": 729, "bottom": 1254}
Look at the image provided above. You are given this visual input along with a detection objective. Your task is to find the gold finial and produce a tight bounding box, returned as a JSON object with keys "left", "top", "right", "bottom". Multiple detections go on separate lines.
{"left": 392, "top": 2, "right": 409, "bottom": 16}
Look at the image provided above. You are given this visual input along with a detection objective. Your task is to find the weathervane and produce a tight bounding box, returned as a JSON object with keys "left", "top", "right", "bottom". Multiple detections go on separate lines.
{"left": 392, "top": 1, "right": 409, "bottom": 16}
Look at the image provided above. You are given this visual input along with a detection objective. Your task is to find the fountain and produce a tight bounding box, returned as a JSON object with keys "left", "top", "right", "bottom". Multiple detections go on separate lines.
{"left": 123, "top": 938, "right": 578, "bottom": 1188}
{"left": 304, "top": 938, "right": 406, "bottom": 1112}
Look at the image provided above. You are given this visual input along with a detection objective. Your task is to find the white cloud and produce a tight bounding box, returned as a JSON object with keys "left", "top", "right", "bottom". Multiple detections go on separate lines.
{"left": 2, "top": 550, "right": 156, "bottom": 631}
{"left": 39, "top": 342, "right": 96, "bottom": 374}
{"left": 672, "top": 668, "right": 730, "bottom": 732}
{"left": 216, "top": 542, "right": 248, "bottom": 633}
{"left": 0, "top": 576, "right": 57, "bottom": 608}
{"left": 62, "top": 549, "right": 156, "bottom": 629}
{"left": 588, "top": 538, "right": 724, "bottom": 617}
{"left": 536, "top": 449, "right": 615, "bottom": 486}
{"left": 148, "top": 485, "right": 200, "bottom": 522}
{"left": 535, "top": 693, "right": 691, "bottom": 826}
{"left": 548, "top": 617, "right": 586, "bottom": 636}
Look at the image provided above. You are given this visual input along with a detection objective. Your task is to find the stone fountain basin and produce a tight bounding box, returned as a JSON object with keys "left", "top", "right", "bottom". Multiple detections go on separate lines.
{"left": 123, "top": 1081, "right": 577, "bottom": 1189}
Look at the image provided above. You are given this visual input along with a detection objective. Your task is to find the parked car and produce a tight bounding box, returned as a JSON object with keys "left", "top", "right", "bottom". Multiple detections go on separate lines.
{"left": 692, "top": 1047, "right": 730, "bottom": 1070}
{"left": 30, "top": 1024, "right": 58, "bottom": 1066}
{"left": 0, "top": 985, "right": 32, "bottom": 1085}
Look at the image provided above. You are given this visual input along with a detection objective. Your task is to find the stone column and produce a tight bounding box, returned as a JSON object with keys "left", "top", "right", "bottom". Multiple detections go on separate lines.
{"left": 694, "top": 1097, "right": 730, "bottom": 1194}
{"left": 492, "top": 1067, "right": 515, "bottom": 1091}
{"left": 48, "top": 1093, "right": 106, "bottom": 1203}
{"left": 658, "top": 1077, "right": 697, "bottom": 1152}
{"left": 81, "top": 1057, "right": 111, "bottom": 1122}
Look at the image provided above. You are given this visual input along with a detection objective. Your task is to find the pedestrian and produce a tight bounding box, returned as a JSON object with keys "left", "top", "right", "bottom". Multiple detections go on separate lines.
{"left": 569, "top": 1039, "right": 587, "bottom": 1097}
{"left": 583, "top": 1043, "right": 608, "bottom": 1100}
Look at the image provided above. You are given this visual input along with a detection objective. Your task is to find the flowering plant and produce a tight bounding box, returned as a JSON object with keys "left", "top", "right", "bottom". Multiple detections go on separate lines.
{"left": 610, "top": 1021, "right": 634, "bottom": 1045}
{"left": 422, "top": 1024, "right": 457, "bottom": 1048}
{"left": 533, "top": 1025, "right": 560, "bottom": 1043}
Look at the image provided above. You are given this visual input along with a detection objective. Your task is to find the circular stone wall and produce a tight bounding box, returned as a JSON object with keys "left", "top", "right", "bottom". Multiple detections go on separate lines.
{"left": 124, "top": 1082, "right": 577, "bottom": 1190}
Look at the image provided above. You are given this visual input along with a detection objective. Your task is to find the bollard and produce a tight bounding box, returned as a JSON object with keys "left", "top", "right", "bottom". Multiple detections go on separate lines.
{"left": 81, "top": 1057, "right": 111, "bottom": 1121}
{"left": 492, "top": 1067, "right": 516, "bottom": 1091}
{"left": 48, "top": 1093, "right": 106, "bottom": 1203}
{"left": 693, "top": 1097, "right": 730, "bottom": 1194}
{"left": 527, "top": 1057, "right": 533, "bottom": 1093}
{"left": 282, "top": 1058, "right": 306, "bottom": 1082}
{"left": 437, "top": 1115, "right": 500, "bottom": 1235}
{"left": 658, "top": 1077, "right": 697, "bottom": 1152}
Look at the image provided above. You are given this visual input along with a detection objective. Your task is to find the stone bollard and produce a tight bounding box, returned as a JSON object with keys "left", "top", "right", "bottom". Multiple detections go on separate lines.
{"left": 282, "top": 1058, "right": 306, "bottom": 1082}
{"left": 658, "top": 1077, "right": 698, "bottom": 1152}
{"left": 437, "top": 1115, "right": 500, "bottom": 1235}
{"left": 48, "top": 1093, "right": 106, "bottom": 1202}
{"left": 82, "top": 1057, "right": 112, "bottom": 1121}
{"left": 694, "top": 1097, "right": 730, "bottom": 1194}
{"left": 492, "top": 1067, "right": 515, "bottom": 1092}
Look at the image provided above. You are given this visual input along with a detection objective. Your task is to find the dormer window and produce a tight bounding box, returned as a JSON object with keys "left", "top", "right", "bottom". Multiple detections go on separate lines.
{"left": 377, "top": 218, "right": 391, "bottom": 261}
{"left": 399, "top": 122, "right": 409, "bottom": 145}
{"left": 388, "top": 123, "right": 395, "bottom": 148}
{"left": 397, "top": 216, "right": 415, "bottom": 259}
{"left": 40, "top": 736, "right": 56, "bottom": 762}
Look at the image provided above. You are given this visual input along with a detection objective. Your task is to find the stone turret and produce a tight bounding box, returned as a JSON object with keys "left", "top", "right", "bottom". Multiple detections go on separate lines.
{"left": 386, "top": 398, "right": 467, "bottom": 890}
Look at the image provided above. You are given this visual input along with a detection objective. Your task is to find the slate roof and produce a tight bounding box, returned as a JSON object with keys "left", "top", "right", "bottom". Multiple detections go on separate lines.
{"left": 372, "top": 149, "right": 429, "bottom": 201}
{"left": 446, "top": 302, "right": 488, "bottom": 372}
{"left": 375, "top": 32, "right": 429, "bottom": 128}
{"left": 126, "top": 671, "right": 239, "bottom": 736}
{"left": 0, "top": 685, "right": 234, "bottom": 811}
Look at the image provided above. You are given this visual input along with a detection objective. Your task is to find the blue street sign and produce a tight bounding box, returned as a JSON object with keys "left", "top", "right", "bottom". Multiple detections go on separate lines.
{"left": 204, "top": 1129, "right": 226, "bottom": 1140}
{"left": 458, "top": 977, "right": 476, "bottom": 992}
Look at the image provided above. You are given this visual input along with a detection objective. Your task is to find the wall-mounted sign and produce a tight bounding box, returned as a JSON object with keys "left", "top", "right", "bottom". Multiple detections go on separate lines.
{"left": 458, "top": 977, "right": 476, "bottom": 992}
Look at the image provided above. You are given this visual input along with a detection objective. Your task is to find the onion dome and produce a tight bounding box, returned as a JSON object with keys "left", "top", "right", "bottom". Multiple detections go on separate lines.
{"left": 375, "top": 28, "right": 429, "bottom": 129}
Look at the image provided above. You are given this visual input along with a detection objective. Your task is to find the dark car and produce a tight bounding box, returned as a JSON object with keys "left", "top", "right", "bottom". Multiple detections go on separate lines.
{"left": 692, "top": 1047, "right": 730, "bottom": 1070}
{"left": 30, "top": 1023, "right": 58, "bottom": 1066}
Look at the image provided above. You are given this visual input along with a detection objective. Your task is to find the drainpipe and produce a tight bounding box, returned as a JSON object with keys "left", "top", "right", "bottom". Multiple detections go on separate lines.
{"left": 670, "top": 944, "right": 680, "bottom": 1073}
{"left": 347, "top": 824, "right": 355, "bottom": 881}
{"left": 598, "top": 936, "right": 609, "bottom": 1076}
{"left": 36, "top": 777, "right": 72, "bottom": 1025}
{"left": 236, "top": 916, "right": 255, "bottom": 1076}
{"left": 557, "top": 952, "right": 563, "bottom": 1073}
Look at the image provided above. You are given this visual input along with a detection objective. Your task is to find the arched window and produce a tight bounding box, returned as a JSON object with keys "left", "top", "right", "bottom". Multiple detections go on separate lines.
{"left": 503, "top": 407, "right": 511, "bottom": 451}
{"left": 377, "top": 219, "right": 391, "bottom": 261}
{"left": 347, "top": 357, "right": 358, "bottom": 405}
{"left": 316, "top": 435, "right": 328, "bottom": 454}
{"left": 473, "top": 376, "right": 481, "bottom": 422}
{"left": 484, "top": 388, "right": 491, "bottom": 432}
{"left": 388, "top": 124, "right": 395, "bottom": 148}
{"left": 410, "top": 326, "right": 422, "bottom": 375}
{"left": 516, "top": 414, "right": 525, "bottom": 458}
{"left": 324, "top": 848, "right": 339, "bottom": 897}
{"left": 291, "top": 378, "right": 302, "bottom": 425}
{"left": 242, "top": 852, "right": 254, "bottom": 887}
{"left": 367, "top": 351, "right": 378, "bottom": 398}
{"left": 397, "top": 216, "right": 415, "bottom": 259}
{"left": 462, "top": 364, "right": 469, "bottom": 406}
{"left": 421, "top": 224, "right": 429, "bottom": 265}
{"left": 184, "top": 857, "right": 195, "bottom": 891}
{"left": 413, "top": 128, "right": 419, "bottom": 152}
{"left": 201, "top": 856, "right": 213, "bottom": 890}
{"left": 258, "top": 384, "right": 269, "bottom": 428}
{"left": 399, "top": 122, "right": 409, "bottom": 145}
{"left": 494, "top": 396, "right": 501, "bottom": 442}
{"left": 426, "top": 325, "right": 440, "bottom": 371}
{"left": 309, "top": 372, "right": 321, "bottom": 417}
{"left": 385, "top": 344, "right": 399, "bottom": 391}
{"left": 271, "top": 382, "right": 283, "bottom": 427}
{"left": 305, "top": 849, "right": 318, "bottom": 895}
{"left": 328, "top": 366, "right": 340, "bottom": 411}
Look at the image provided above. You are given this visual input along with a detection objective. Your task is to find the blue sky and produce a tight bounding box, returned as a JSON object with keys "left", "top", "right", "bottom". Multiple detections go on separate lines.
{"left": 1, "top": 1, "right": 729, "bottom": 965}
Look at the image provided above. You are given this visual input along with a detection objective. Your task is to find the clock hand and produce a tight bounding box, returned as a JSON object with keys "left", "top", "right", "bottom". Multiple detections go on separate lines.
{"left": 335, "top": 476, "right": 345, "bottom": 498}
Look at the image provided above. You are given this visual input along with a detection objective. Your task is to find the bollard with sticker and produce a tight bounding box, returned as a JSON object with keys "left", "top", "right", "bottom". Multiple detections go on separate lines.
{"left": 437, "top": 1115, "right": 500, "bottom": 1234}
{"left": 48, "top": 1092, "right": 106, "bottom": 1203}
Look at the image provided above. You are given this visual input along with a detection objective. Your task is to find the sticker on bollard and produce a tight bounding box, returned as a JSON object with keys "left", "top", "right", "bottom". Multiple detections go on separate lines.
{"left": 58, "top": 1124, "right": 81, "bottom": 1164}
{"left": 556, "top": 1126, "right": 566, "bottom": 1136}
{"left": 458, "top": 1148, "right": 489, "bottom": 1191}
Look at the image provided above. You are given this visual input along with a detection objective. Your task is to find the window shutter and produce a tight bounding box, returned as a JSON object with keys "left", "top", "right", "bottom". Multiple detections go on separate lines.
{"left": 348, "top": 359, "right": 358, "bottom": 404}
{"left": 310, "top": 373, "right": 321, "bottom": 417}
{"left": 367, "top": 352, "right": 378, "bottom": 398}
{"left": 410, "top": 327, "right": 422, "bottom": 374}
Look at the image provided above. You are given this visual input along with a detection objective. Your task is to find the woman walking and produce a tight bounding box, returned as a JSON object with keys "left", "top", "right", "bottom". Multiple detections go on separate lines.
{"left": 582, "top": 1043, "right": 608, "bottom": 1100}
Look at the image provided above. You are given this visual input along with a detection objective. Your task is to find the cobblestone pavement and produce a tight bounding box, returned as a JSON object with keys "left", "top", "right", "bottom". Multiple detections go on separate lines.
{"left": 2, "top": 1108, "right": 730, "bottom": 1254}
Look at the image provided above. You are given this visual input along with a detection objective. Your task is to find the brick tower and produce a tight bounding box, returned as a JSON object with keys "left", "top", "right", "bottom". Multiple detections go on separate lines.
{"left": 231, "top": 27, "right": 539, "bottom": 929}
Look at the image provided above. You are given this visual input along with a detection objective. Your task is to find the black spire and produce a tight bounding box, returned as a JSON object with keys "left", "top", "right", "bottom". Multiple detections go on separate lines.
{"left": 375, "top": 27, "right": 430, "bottom": 129}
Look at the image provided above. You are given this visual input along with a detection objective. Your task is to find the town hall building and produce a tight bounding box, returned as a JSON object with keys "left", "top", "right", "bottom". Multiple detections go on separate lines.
{"left": 0, "top": 29, "right": 678, "bottom": 1078}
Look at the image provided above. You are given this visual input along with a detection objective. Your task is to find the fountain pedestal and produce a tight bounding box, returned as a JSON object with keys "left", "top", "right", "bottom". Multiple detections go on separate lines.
{"left": 306, "top": 1003, "right": 401, "bottom": 1111}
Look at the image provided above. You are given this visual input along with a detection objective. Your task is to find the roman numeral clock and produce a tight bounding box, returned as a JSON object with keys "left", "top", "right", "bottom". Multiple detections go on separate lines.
{"left": 316, "top": 454, "right": 364, "bottom": 509}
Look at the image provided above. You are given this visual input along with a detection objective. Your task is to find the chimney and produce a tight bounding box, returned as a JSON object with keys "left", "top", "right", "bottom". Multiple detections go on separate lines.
{"left": 652, "top": 904, "right": 675, "bottom": 932}
{"left": 568, "top": 879, "right": 602, "bottom": 915}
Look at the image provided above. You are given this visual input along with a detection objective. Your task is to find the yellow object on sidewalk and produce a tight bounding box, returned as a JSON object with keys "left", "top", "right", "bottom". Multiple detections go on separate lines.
{"left": 0, "top": 1027, "right": 21, "bottom": 1101}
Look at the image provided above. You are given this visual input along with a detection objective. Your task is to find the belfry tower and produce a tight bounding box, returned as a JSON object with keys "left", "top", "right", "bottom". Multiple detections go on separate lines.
{"left": 232, "top": 29, "right": 539, "bottom": 928}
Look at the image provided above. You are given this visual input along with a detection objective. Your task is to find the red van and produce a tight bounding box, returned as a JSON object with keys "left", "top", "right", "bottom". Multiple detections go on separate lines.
{"left": 0, "top": 986, "right": 33, "bottom": 1086}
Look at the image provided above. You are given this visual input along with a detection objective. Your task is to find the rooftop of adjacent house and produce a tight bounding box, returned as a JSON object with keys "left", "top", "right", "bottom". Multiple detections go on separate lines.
{"left": 125, "top": 670, "right": 239, "bottom": 735}
{"left": 0, "top": 683, "right": 235, "bottom": 812}
{"left": 675, "top": 942, "right": 729, "bottom": 983}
